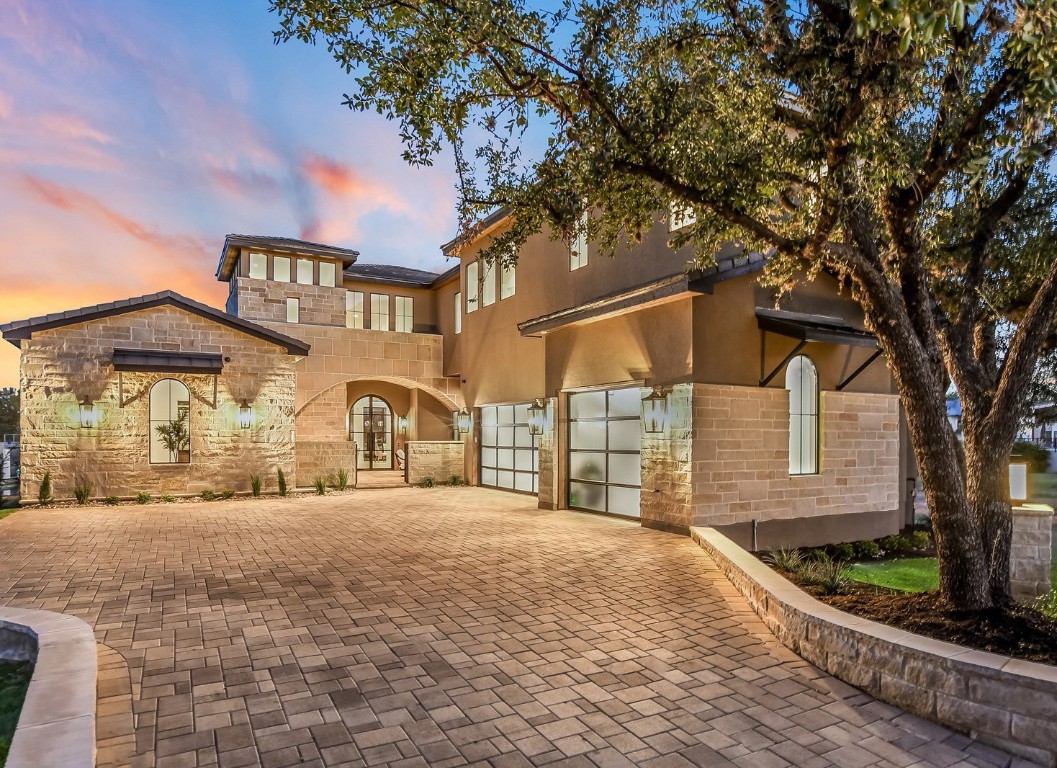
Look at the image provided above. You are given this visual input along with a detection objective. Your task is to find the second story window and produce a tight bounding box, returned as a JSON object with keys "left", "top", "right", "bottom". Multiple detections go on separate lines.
{"left": 296, "top": 258, "right": 313, "bottom": 285}
{"left": 466, "top": 261, "right": 479, "bottom": 313}
{"left": 454, "top": 292, "right": 462, "bottom": 334}
{"left": 319, "top": 262, "right": 336, "bottom": 287}
{"left": 669, "top": 201, "right": 697, "bottom": 232}
{"left": 371, "top": 293, "right": 390, "bottom": 331}
{"left": 273, "top": 256, "right": 290, "bottom": 282}
{"left": 570, "top": 213, "right": 588, "bottom": 270}
{"left": 248, "top": 252, "right": 267, "bottom": 279}
{"left": 500, "top": 252, "right": 516, "bottom": 300}
{"left": 346, "top": 291, "right": 364, "bottom": 329}
{"left": 482, "top": 260, "right": 496, "bottom": 307}
{"left": 395, "top": 296, "right": 414, "bottom": 332}
{"left": 286, "top": 297, "right": 300, "bottom": 324}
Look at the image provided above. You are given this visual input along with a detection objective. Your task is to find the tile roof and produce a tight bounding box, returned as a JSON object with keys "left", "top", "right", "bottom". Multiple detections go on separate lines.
{"left": 0, "top": 290, "right": 311, "bottom": 355}
{"left": 343, "top": 263, "right": 446, "bottom": 287}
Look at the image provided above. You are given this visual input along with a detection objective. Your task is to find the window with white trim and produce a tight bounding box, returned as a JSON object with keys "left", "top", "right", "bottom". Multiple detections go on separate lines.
{"left": 482, "top": 259, "right": 496, "bottom": 307}
{"left": 454, "top": 292, "right": 462, "bottom": 333}
{"left": 248, "top": 252, "right": 267, "bottom": 280}
{"left": 570, "top": 212, "right": 588, "bottom": 270}
{"left": 286, "top": 297, "right": 300, "bottom": 324}
{"left": 296, "top": 258, "right": 314, "bottom": 285}
{"left": 319, "top": 261, "right": 336, "bottom": 287}
{"left": 371, "top": 293, "right": 390, "bottom": 331}
{"left": 786, "top": 355, "right": 819, "bottom": 475}
{"left": 395, "top": 296, "right": 414, "bottom": 332}
{"left": 273, "top": 256, "right": 290, "bottom": 282}
{"left": 500, "top": 252, "right": 516, "bottom": 299}
{"left": 466, "top": 261, "right": 479, "bottom": 313}
{"left": 669, "top": 201, "right": 697, "bottom": 232}
{"left": 346, "top": 291, "right": 364, "bottom": 329}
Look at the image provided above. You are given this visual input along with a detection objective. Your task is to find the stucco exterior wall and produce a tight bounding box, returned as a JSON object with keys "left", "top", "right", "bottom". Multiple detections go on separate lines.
{"left": 691, "top": 384, "right": 901, "bottom": 528}
{"left": 17, "top": 306, "right": 297, "bottom": 499}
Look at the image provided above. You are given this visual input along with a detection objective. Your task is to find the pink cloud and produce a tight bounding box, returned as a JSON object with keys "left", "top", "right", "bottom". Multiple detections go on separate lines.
{"left": 37, "top": 112, "right": 112, "bottom": 144}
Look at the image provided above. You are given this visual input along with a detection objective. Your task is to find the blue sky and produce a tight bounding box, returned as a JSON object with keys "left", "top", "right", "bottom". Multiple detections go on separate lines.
{"left": 0, "top": 0, "right": 461, "bottom": 386}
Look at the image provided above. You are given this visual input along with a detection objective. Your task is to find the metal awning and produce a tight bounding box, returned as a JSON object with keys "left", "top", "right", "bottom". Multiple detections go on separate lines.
{"left": 112, "top": 349, "right": 224, "bottom": 374}
{"left": 755, "top": 308, "right": 883, "bottom": 389}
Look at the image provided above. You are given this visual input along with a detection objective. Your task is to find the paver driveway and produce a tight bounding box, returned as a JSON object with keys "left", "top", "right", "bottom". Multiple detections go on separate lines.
{"left": 0, "top": 488, "right": 1022, "bottom": 768}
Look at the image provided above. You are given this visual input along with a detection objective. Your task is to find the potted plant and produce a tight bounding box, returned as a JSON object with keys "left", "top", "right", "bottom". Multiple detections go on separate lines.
{"left": 155, "top": 415, "right": 190, "bottom": 464}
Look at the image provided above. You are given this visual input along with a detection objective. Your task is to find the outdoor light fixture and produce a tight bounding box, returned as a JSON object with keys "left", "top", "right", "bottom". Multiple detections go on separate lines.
{"left": 641, "top": 387, "right": 669, "bottom": 434}
{"left": 527, "top": 399, "right": 546, "bottom": 436}
{"left": 237, "top": 400, "right": 255, "bottom": 430}
{"left": 78, "top": 399, "right": 98, "bottom": 429}
{"left": 1009, "top": 457, "right": 1030, "bottom": 504}
{"left": 457, "top": 408, "right": 473, "bottom": 434}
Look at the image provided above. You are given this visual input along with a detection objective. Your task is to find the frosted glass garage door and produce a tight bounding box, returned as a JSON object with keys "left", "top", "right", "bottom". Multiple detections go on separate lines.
{"left": 568, "top": 388, "right": 642, "bottom": 518}
{"left": 480, "top": 403, "right": 539, "bottom": 494}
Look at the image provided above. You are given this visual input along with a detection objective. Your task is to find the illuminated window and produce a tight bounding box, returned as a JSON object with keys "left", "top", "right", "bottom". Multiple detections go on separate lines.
{"left": 395, "top": 296, "right": 414, "bottom": 333}
{"left": 273, "top": 256, "right": 290, "bottom": 282}
{"left": 669, "top": 202, "right": 697, "bottom": 232}
{"left": 500, "top": 251, "right": 516, "bottom": 299}
{"left": 149, "top": 379, "right": 190, "bottom": 465}
{"left": 570, "top": 212, "right": 588, "bottom": 270}
{"left": 296, "top": 258, "right": 313, "bottom": 285}
{"left": 248, "top": 252, "right": 267, "bottom": 279}
{"left": 319, "top": 261, "right": 336, "bottom": 287}
{"left": 286, "top": 297, "right": 300, "bottom": 324}
{"left": 371, "top": 294, "right": 390, "bottom": 331}
{"left": 786, "top": 355, "right": 819, "bottom": 475}
{"left": 454, "top": 292, "right": 462, "bottom": 334}
{"left": 482, "top": 260, "right": 496, "bottom": 307}
{"left": 466, "top": 261, "right": 479, "bottom": 313}
{"left": 346, "top": 291, "right": 364, "bottom": 329}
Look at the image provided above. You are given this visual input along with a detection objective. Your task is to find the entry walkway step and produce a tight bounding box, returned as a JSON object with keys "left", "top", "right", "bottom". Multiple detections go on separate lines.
{"left": 356, "top": 470, "right": 408, "bottom": 489}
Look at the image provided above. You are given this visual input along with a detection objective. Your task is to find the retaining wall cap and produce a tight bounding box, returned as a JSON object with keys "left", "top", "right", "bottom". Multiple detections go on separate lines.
{"left": 0, "top": 607, "right": 97, "bottom": 768}
{"left": 1013, "top": 504, "right": 1055, "bottom": 516}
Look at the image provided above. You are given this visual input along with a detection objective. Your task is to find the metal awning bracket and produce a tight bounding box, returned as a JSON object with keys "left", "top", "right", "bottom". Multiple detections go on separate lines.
{"left": 759, "top": 337, "right": 807, "bottom": 387}
{"left": 837, "top": 348, "right": 884, "bottom": 391}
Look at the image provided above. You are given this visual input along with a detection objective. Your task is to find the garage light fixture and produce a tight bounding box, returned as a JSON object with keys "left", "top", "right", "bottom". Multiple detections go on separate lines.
{"left": 79, "top": 398, "right": 98, "bottom": 429}
{"left": 641, "top": 387, "right": 668, "bottom": 434}
{"left": 527, "top": 399, "right": 547, "bottom": 436}
{"left": 457, "top": 408, "right": 473, "bottom": 434}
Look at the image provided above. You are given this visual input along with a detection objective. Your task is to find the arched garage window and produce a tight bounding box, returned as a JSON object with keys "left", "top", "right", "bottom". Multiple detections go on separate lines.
{"left": 150, "top": 379, "right": 191, "bottom": 464}
{"left": 786, "top": 355, "right": 819, "bottom": 475}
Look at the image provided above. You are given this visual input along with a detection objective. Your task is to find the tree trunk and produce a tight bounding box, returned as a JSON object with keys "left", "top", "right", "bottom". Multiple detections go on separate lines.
{"left": 962, "top": 422, "right": 1016, "bottom": 605}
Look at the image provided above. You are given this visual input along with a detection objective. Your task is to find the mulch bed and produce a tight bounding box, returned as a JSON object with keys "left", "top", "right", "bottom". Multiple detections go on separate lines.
{"left": 804, "top": 580, "right": 1057, "bottom": 665}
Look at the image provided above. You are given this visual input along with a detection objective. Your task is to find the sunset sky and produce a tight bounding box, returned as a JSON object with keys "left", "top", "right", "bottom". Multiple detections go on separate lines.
{"left": 0, "top": 0, "right": 461, "bottom": 387}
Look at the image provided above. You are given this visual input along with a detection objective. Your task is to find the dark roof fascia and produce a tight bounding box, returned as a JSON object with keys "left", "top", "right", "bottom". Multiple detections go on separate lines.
{"left": 755, "top": 307, "right": 877, "bottom": 347}
{"left": 440, "top": 208, "right": 511, "bottom": 255}
{"left": 431, "top": 264, "right": 461, "bottom": 287}
{"left": 518, "top": 273, "right": 696, "bottom": 337}
{"left": 0, "top": 290, "right": 311, "bottom": 356}
{"left": 217, "top": 235, "right": 361, "bottom": 281}
{"left": 112, "top": 349, "right": 224, "bottom": 375}
{"left": 687, "top": 252, "right": 768, "bottom": 293}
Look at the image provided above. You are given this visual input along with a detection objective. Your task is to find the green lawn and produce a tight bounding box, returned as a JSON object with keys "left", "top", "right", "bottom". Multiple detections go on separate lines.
{"left": 0, "top": 661, "right": 32, "bottom": 766}
{"left": 846, "top": 557, "right": 940, "bottom": 593}
{"left": 1031, "top": 472, "right": 1057, "bottom": 508}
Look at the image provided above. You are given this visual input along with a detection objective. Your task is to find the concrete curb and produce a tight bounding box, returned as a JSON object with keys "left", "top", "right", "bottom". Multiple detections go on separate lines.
{"left": 0, "top": 607, "right": 97, "bottom": 768}
{"left": 691, "top": 526, "right": 1057, "bottom": 767}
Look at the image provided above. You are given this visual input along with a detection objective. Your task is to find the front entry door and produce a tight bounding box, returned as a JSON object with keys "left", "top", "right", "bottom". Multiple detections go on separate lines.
{"left": 350, "top": 396, "right": 393, "bottom": 470}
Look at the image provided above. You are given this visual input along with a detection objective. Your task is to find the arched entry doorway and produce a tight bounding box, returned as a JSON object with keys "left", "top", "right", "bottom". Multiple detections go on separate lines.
{"left": 350, "top": 396, "right": 394, "bottom": 470}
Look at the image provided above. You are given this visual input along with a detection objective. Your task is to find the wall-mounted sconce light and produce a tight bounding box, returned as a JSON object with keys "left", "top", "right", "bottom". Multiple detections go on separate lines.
{"left": 1009, "top": 457, "right": 1030, "bottom": 504}
{"left": 79, "top": 398, "right": 98, "bottom": 429}
{"left": 641, "top": 387, "right": 669, "bottom": 434}
{"left": 457, "top": 408, "right": 473, "bottom": 434}
{"left": 527, "top": 399, "right": 547, "bottom": 436}
{"left": 398, "top": 416, "right": 409, "bottom": 434}
{"left": 237, "top": 400, "right": 255, "bottom": 430}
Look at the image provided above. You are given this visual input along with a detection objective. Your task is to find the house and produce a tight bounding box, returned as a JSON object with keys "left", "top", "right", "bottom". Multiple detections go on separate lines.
{"left": 1, "top": 212, "right": 915, "bottom": 548}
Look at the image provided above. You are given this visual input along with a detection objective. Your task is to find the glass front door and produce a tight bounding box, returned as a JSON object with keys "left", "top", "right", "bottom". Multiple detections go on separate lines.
{"left": 350, "top": 396, "right": 393, "bottom": 470}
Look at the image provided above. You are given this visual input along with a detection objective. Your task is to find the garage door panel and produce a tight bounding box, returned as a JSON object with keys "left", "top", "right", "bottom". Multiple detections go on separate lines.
{"left": 607, "top": 486, "right": 641, "bottom": 517}
{"left": 570, "top": 481, "right": 606, "bottom": 512}
{"left": 570, "top": 452, "right": 607, "bottom": 482}
{"left": 570, "top": 421, "right": 606, "bottom": 450}
{"left": 480, "top": 401, "right": 539, "bottom": 496}
{"left": 568, "top": 386, "right": 642, "bottom": 519}
{"left": 608, "top": 453, "right": 640, "bottom": 485}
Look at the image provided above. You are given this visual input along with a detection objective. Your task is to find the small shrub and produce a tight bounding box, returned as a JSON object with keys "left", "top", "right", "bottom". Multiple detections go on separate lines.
{"left": 37, "top": 471, "right": 53, "bottom": 505}
{"left": 761, "top": 547, "right": 804, "bottom": 573}
{"left": 803, "top": 560, "right": 850, "bottom": 595}
{"left": 806, "top": 548, "right": 831, "bottom": 562}
{"left": 1012, "top": 440, "right": 1051, "bottom": 474}
{"left": 161, "top": 494, "right": 176, "bottom": 503}
{"left": 1034, "top": 591, "right": 1057, "bottom": 621}
{"left": 882, "top": 535, "right": 912, "bottom": 554}
{"left": 831, "top": 542, "right": 855, "bottom": 562}
{"left": 135, "top": 492, "right": 151, "bottom": 505}
{"left": 449, "top": 474, "right": 463, "bottom": 486}
{"left": 336, "top": 468, "right": 349, "bottom": 491}
{"left": 104, "top": 496, "right": 120, "bottom": 506}
{"left": 220, "top": 489, "right": 236, "bottom": 500}
{"left": 250, "top": 474, "right": 262, "bottom": 497}
{"left": 910, "top": 530, "right": 932, "bottom": 550}
{"left": 277, "top": 468, "right": 288, "bottom": 497}
{"left": 420, "top": 476, "right": 436, "bottom": 488}
{"left": 856, "top": 540, "right": 881, "bottom": 559}
{"left": 73, "top": 476, "right": 93, "bottom": 505}
{"left": 914, "top": 514, "right": 933, "bottom": 532}
{"left": 314, "top": 476, "right": 327, "bottom": 495}
{"left": 200, "top": 490, "right": 216, "bottom": 501}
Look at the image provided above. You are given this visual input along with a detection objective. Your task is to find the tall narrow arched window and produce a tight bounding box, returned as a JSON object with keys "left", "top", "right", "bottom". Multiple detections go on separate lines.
{"left": 786, "top": 355, "right": 819, "bottom": 475}
{"left": 150, "top": 379, "right": 191, "bottom": 464}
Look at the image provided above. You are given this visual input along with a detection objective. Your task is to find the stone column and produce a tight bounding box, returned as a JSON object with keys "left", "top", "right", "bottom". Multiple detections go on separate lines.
{"left": 640, "top": 384, "right": 694, "bottom": 534}
{"left": 537, "top": 397, "right": 558, "bottom": 510}
{"left": 1010, "top": 504, "right": 1054, "bottom": 602}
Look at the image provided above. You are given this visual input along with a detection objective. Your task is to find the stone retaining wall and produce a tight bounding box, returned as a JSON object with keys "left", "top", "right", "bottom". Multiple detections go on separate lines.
{"left": 406, "top": 441, "right": 465, "bottom": 485}
{"left": 296, "top": 441, "right": 358, "bottom": 489}
{"left": 691, "top": 526, "right": 1057, "bottom": 766}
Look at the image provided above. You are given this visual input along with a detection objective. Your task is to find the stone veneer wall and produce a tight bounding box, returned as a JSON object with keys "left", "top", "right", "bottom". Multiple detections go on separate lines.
{"left": 691, "top": 384, "right": 901, "bottom": 528}
{"left": 641, "top": 384, "right": 694, "bottom": 533}
{"left": 17, "top": 306, "right": 297, "bottom": 499}
{"left": 1010, "top": 505, "right": 1054, "bottom": 601}
{"left": 406, "top": 441, "right": 465, "bottom": 485}
{"left": 693, "top": 526, "right": 1057, "bottom": 766}
{"left": 234, "top": 276, "right": 346, "bottom": 328}
{"left": 295, "top": 441, "right": 358, "bottom": 490}
{"left": 536, "top": 398, "right": 558, "bottom": 510}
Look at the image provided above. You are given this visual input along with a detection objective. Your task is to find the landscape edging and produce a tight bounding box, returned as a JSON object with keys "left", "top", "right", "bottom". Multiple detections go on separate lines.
{"left": 0, "top": 607, "right": 97, "bottom": 768}
{"left": 690, "top": 526, "right": 1057, "bottom": 767}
